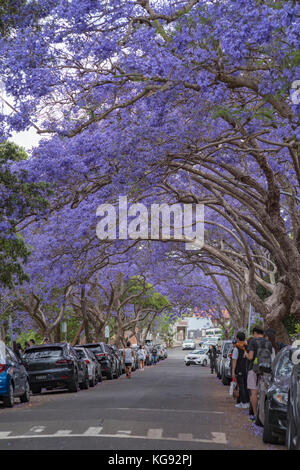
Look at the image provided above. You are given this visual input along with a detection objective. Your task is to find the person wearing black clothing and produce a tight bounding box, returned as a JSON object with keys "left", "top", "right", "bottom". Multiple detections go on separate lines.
{"left": 208, "top": 345, "right": 217, "bottom": 374}
{"left": 265, "top": 328, "right": 286, "bottom": 354}
{"left": 232, "top": 332, "right": 250, "bottom": 409}
{"left": 244, "top": 326, "right": 272, "bottom": 420}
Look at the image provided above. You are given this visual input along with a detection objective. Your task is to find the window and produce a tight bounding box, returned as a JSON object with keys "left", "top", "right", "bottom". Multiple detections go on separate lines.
{"left": 23, "top": 348, "right": 63, "bottom": 360}
{"left": 277, "top": 351, "right": 293, "bottom": 377}
{"left": 75, "top": 349, "right": 85, "bottom": 359}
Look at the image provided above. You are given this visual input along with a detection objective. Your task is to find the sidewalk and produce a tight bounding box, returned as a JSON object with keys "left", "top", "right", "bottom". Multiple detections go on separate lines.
{"left": 210, "top": 373, "right": 284, "bottom": 450}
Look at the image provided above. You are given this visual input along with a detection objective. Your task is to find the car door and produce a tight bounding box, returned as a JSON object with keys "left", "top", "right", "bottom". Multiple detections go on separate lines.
{"left": 6, "top": 348, "right": 21, "bottom": 395}
{"left": 105, "top": 345, "right": 115, "bottom": 374}
{"left": 70, "top": 346, "right": 84, "bottom": 382}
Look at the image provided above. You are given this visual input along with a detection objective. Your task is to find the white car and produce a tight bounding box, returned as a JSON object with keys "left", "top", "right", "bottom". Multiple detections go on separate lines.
{"left": 182, "top": 340, "right": 196, "bottom": 350}
{"left": 184, "top": 349, "right": 209, "bottom": 366}
{"left": 75, "top": 346, "right": 97, "bottom": 387}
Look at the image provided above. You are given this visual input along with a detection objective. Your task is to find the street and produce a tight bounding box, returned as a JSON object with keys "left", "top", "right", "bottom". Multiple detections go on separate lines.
{"left": 0, "top": 349, "right": 283, "bottom": 451}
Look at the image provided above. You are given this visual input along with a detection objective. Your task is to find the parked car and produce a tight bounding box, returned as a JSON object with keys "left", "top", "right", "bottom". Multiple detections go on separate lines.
{"left": 108, "top": 344, "right": 123, "bottom": 376}
{"left": 88, "top": 350, "right": 102, "bottom": 383}
{"left": 0, "top": 344, "right": 30, "bottom": 407}
{"left": 216, "top": 340, "right": 232, "bottom": 383}
{"left": 75, "top": 346, "right": 98, "bottom": 387}
{"left": 80, "top": 343, "right": 119, "bottom": 380}
{"left": 119, "top": 349, "right": 126, "bottom": 374}
{"left": 144, "top": 344, "right": 153, "bottom": 365}
{"left": 255, "top": 346, "right": 293, "bottom": 444}
{"left": 182, "top": 339, "right": 196, "bottom": 350}
{"left": 286, "top": 346, "right": 300, "bottom": 450}
{"left": 131, "top": 346, "right": 140, "bottom": 370}
{"left": 184, "top": 349, "right": 208, "bottom": 366}
{"left": 23, "top": 343, "right": 89, "bottom": 394}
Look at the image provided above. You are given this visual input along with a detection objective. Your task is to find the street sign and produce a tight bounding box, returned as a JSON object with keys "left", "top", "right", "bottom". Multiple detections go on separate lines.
{"left": 105, "top": 325, "right": 110, "bottom": 338}
{"left": 62, "top": 322, "right": 67, "bottom": 333}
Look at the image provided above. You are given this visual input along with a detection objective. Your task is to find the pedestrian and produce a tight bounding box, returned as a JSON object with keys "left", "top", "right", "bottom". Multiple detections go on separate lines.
{"left": 208, "top": 344, "right": 217, "bottom": 374}
{"left": 231, "top": 332, "right": 250, "bottom": 409}
{"left": 152, "top": 345, "right": 158, "bottom": 365}
{"left": 29, "top": 338, "right": 35, "bottom": 347}
{"left": 42, "top": 336, "right": 49, "bottom": 344}
{"left": 265, "top": 328, "right": 286, "bottom": 355}
{"left": 137, "top": 345, "right": 146, "bottom": 370}
{"left": 13, "top": 341, "right": 23, "bottom": 362}
{"left": 123, "top": 341, "right": 135, "bottom": 378}
{"left": 244, "top": 326, "right": 272, "bottom": 421}
{"left": 24, "top": 341, "right": 30, "bottom": 350}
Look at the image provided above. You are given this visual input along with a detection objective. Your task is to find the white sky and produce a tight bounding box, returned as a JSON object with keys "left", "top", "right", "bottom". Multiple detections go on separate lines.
{"left": 10, "top": 128, "right": 42, "bottom": 151}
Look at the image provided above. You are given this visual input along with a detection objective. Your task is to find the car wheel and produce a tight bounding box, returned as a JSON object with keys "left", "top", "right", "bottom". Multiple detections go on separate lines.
{"left": 3, "top": 383, "right": 14, "bottom": 408}
{"left": 202, "top": 359, "right": 207, "bottom": 367}
{"left": 20, "top": 381, "right": 30, "bottom": 403}
{"left": 263, "top": 401, "right": 280, "bottom": 444}
{"left": 107, "top": 368, "right": 113, "bottom": 380}
{"left": 286, "top": 404, "right": 296, "bottom": 450}
{"left": 186, "top": 362, "right": 191, "bottom": 366}
{"left": 31, "top": 386, "right": 42, "bottom": 395}
{"left": 68, "top": 372, "right": 79, "bottom": 392}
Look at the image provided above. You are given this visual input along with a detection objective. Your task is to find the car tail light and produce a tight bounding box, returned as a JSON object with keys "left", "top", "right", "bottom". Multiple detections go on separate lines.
{"left": 0, "top": 364, "right": 6, "bottom": 373}
{"left": 84, "top": 360, "right": 90, "bottom": 364}
{"left": 229, "top": 353, "right": 232, "bottom": 358}
{"left": 96, "top": 353, "right": 107, "bottom": 357}
{"left": 56, "top": 359, "right": 73, "bottom": 364}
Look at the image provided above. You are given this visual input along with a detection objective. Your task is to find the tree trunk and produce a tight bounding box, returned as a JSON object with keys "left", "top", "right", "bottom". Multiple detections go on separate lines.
{"left": 54, "top": 324, "right": 61, "bottom": 342}
{"left": 264, "top": 282, "right": 293, "bottom": 344}
{"left": 71, "top": 322, "right": 84, "bottom": 346}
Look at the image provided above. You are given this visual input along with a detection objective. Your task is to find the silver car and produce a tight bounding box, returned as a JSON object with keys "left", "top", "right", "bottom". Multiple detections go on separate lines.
{"left": 75, "top": 347, "right": 97, "bottom": 387}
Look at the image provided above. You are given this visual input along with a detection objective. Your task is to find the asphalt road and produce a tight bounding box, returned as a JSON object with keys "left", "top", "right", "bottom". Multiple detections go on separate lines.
{"left": 0, "top": 348, "right": 284, "bottom": 450}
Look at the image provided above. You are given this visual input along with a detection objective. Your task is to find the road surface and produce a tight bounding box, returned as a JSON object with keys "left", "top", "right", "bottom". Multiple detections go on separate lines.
{"left": 0, "top": 348, "right": 284, "bottom": 450}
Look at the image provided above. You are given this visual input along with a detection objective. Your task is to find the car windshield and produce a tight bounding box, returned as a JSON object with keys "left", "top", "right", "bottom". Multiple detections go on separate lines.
{"left": 277, "top": 351, "right": 294, "bottom": 377}
{"left": 75, "top": 349, "right": 85, "bottom": 358}
{"left": 24, "top": 347, "right": 63, "bottom": 360}
{"left": 193, "top": 350, "right": 206, "bottom": 354}
{"left": 223, "top": 343, "right": 232, "bottom": 354}
{"left": 84, "top": 345, "right": 104, "bottom": 354}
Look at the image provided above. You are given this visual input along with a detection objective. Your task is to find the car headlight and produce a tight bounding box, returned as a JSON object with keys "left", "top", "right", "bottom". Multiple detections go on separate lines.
{"left": 273, "top": 392, "right": 288, "bottom": 405}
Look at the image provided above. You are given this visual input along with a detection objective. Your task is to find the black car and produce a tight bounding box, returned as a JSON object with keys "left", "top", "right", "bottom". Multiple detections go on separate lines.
{"left": 80, "top": 343, "right": 119, "bottom": 380}
{"left": 23, "top": 343, "right": 89, "bottom": 394}
{"left": 255, "top": 346, "right": 293, "bottom": 444}
{"left": 286, "top": 346, "right": 300, "bottom": 450}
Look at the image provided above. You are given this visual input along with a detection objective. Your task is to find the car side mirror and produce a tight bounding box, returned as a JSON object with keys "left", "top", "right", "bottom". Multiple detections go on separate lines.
{"left": 290, "top": 348, "right": 300, "bottom": 366}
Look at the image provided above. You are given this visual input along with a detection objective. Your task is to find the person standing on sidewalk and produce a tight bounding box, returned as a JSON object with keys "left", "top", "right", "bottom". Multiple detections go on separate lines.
{"left": 208, "top": 345, "right": 217, "bottom": 374}
{"left": 152, "top": 345, "right": 158, "bottom": 365}
{"left": 232, "top": 332, "right": 250, "bottom": 409}
{"left": 123, "top": 341, "right": 135, "bottom": 379}
{"left": 244, "top": 326, "right": 272, "bottom": 420}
